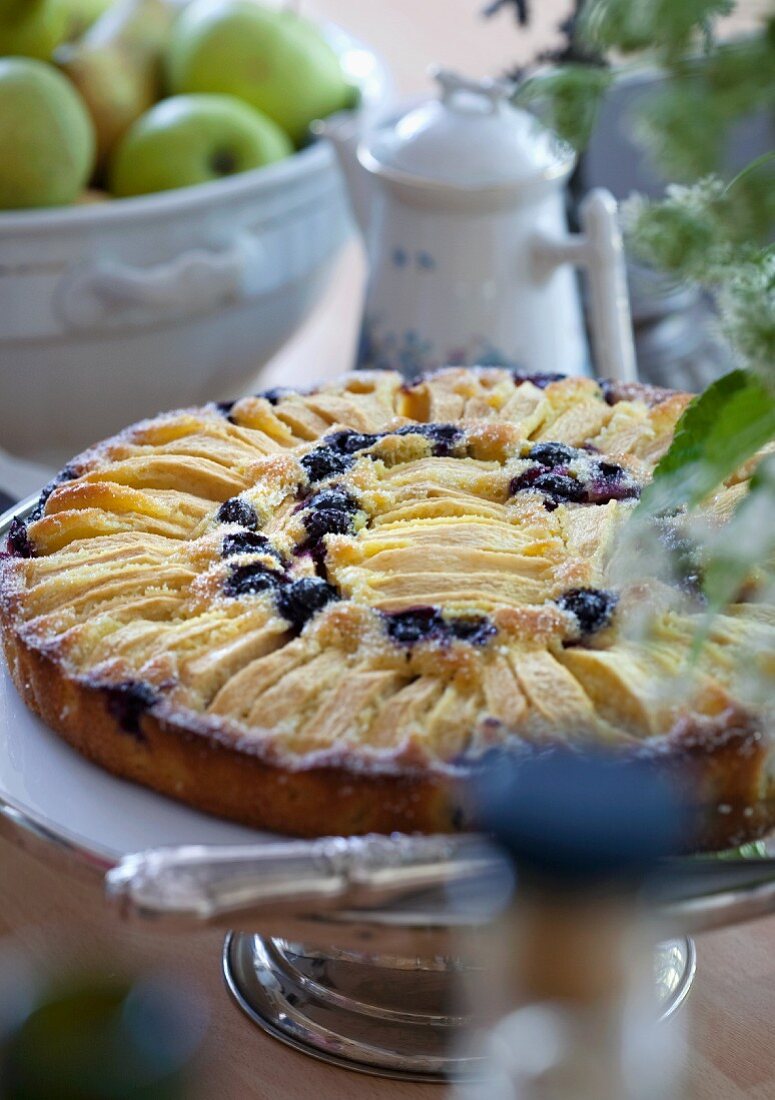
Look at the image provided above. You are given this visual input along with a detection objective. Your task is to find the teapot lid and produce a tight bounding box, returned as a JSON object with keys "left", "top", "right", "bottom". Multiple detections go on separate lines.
{"left": 360, "top": 68, "right": 574, "bottom": 192}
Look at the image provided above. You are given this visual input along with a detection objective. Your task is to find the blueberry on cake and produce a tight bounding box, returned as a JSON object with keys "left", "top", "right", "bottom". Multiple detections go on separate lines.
{"left": 1, "top": 369, "right": 773, "bottom": 849}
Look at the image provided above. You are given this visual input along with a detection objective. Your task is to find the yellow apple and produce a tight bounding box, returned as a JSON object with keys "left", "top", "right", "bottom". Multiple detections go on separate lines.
{"left": 0, "top": 58, "right": 96, "bottom": 208}
{"left": 0, "top": 0, "right": 69, "bottom": 61}
{"left": 56, "top": 0, "right": 178, "bottom": 170}
{"left": 61, "top": 0, "right": 113, "bottom": 40}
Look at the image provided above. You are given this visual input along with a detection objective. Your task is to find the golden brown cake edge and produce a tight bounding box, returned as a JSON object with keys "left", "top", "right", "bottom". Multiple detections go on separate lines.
{"left": 3, "top": 618, "right": 773, "bottom": 851}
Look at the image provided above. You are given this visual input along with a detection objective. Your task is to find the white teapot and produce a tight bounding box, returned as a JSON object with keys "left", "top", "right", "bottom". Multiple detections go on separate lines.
{"left": 319, "top": 68, "right": 636, "bottom": 382}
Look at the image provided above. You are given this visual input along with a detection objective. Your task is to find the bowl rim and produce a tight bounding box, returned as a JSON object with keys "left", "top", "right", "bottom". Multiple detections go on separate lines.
{"left": 0, "top": 20, "right": 389, "bottom": 237}
{"left": 0, "top": 141, "right": 330, "bottom": 235}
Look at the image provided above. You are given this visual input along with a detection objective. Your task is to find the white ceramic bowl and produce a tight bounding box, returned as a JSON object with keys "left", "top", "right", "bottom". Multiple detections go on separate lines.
{"left": 0, "top": 26, "right": 390, "bottom": 466}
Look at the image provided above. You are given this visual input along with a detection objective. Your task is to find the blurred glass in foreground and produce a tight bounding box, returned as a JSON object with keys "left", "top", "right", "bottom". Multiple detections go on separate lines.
{"left": 0, "top": 966, "right": 208, "bottom": 1100}
{"left": 454, "top": 751, "right": 688, "bottom": 1100}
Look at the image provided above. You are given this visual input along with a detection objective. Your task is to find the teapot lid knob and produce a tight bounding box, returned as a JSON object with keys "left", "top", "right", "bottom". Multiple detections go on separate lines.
{"left": 431, "top": 66, "right": 512, "bottom": 115}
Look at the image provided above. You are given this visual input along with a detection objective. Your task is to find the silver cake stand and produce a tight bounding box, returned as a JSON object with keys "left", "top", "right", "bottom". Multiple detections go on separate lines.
{"left": 2, "top": 499, "right": 775, "bottom": 1083}
{"left": 108, "top": 836, "right": 775, "bottom": 1082}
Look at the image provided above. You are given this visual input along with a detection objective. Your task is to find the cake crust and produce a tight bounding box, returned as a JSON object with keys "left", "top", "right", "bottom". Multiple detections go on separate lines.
{"left": 1, "top": 368, "right": 773, "bottom": 850}
{"left": 3, "top": 619, "right": 772, "bottom": 852}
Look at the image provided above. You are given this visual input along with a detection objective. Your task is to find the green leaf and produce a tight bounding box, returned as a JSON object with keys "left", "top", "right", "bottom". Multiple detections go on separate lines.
{"left": 513, "top": 65, "right": 613, "bottom": 150}
{"left": 699, "top": 840, "right": 770, "bottom": 860}
{"left": 634, "top": 82, "right": 725, "bottom": 181}
{"left": 622, "top": 178, "right": 736, "bottom": 282}
{"left": 639, "top": 370, "right": 775, "bottom": 514}
{"left": 724, "top": 152, "right": 775, "bottom": 196}
{"left": 579, "top": 0, "right": 733, "bottom": 57}
{"left": 719, "top": 250, "right": 775, "bottom": 377}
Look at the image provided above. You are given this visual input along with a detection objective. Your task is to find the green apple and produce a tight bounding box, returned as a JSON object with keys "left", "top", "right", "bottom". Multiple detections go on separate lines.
{"left": 109, "top": 93, "right": 293, "bottom": 197}
{"left": 167, "top": 0, "right": 352, "bottom": 145}
{"left": 0, "top": 58, "right": 96, "bottom": 209}
{"left": 0, "top": 0, "right": 69, "bottom": 60}
{"left": 60, "top": 0, "right": 113, "bottom": 40}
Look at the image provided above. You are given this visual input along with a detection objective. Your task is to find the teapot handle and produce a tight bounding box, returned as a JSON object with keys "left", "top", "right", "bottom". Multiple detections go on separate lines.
{"left": 532, "top": 189, "right": 637, "bottom": 384}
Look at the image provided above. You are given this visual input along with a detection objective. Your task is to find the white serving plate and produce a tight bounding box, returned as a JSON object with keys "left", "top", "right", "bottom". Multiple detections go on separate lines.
{"left": 0, "top": 643, "right": 274, "bottom": 864}
{"left": 0, "top": 654, "right": 271, "bottom": 864}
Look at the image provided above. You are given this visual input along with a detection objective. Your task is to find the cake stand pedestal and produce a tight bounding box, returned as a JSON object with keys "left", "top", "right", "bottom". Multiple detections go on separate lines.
{"left": 222, "top": 933, "right": 696, "bottom": 1083}
{"left": 81, "top": 833, "right": 775, "bottom": 1083}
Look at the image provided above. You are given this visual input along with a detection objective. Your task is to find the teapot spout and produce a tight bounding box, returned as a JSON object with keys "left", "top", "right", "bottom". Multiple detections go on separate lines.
{"left": 313, "top": 110, "right": 372, "bottom": 239}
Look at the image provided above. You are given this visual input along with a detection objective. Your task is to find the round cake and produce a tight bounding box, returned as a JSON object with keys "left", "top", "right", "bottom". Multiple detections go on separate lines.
{"left": 1, "top": 368, "right": 773, "bottom": 849}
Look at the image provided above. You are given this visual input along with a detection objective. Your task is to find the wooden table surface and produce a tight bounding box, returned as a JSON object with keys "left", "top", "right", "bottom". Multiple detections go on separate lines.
{"left": 2, "top": 2, "right": 773, "bottom": 1097}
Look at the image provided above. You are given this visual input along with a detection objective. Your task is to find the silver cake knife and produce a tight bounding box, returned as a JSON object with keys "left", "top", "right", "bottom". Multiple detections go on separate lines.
{"left": 105, "top": 834, "right": 775, "bottom": 947}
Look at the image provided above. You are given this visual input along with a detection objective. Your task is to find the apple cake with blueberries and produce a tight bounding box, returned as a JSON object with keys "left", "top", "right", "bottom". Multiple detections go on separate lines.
{"left": 1, "top": 368, "right": 773, "bottom": 849}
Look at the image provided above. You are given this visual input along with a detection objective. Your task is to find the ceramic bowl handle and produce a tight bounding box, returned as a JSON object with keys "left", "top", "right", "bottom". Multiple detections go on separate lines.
{"left": 532, "top": 189, "right": 638, "bottom": 383}
{"left": 56, "top": 233, "right": 264, "bottom": 332}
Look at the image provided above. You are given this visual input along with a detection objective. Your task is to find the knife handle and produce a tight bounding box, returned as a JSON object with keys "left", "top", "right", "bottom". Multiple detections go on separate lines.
{"left": 105, "top": 833, "right": 502, "bottom": 929}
